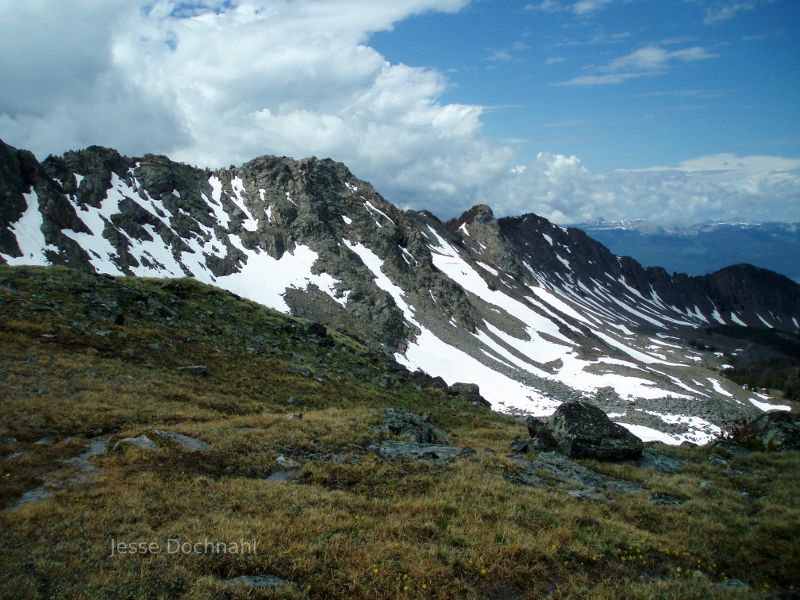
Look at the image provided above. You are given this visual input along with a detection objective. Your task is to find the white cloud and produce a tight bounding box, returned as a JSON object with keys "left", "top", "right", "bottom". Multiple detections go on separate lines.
{"left": 559, "top": 44, "right": 716, "bottom": 86}
{"left": 703, "top": 2, "right": 756, "bottom": 24}
{"left": 491, "top": 152, "right": 800, "bottom": 224}
{"left": 0, "top": 0, "right": 797, "bottom": 228}
{"left": 525, "top": 0, "right": 624, "bottom": 15}
{"left": 572, "top": 0, "right": 616, "bottom": 15}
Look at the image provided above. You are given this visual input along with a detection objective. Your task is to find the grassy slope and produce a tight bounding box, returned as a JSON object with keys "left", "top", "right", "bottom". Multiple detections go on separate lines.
{"left": 0, "top": 266, "right": 798, "bottom": 599}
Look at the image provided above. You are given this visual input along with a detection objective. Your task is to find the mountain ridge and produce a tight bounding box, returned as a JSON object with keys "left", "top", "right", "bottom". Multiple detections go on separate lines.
{"left": 1, "top": 139, "right": 798, "bottom": 443}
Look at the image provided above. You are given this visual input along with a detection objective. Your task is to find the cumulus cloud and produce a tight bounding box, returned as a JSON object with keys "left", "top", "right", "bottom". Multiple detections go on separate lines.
{"left": 493, "top": 152, "right": 800, "bottom": 224}
{"left": 0, "top": 0, "right": 797, "bottom": 226}
{"left": 1, "top": 0, "right": 501, "bottom": 207}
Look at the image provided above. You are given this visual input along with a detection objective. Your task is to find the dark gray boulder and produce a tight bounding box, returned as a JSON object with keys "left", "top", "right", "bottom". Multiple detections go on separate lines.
{"left": 529, "top": 401, "right": 644, "bottom": 461}
{"left": 376, "top": 408, "right": 450, "bottom": 444}
{"left": 446, "top": 382, "right": 491, "bottom": 407}
{"left": 744, "top": 411, "right": 799, "bottom": 451}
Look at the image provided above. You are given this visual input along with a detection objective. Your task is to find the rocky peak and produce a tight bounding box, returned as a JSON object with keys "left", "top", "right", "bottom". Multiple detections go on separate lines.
{"left": 452, "top": 204, "right": 495, "bottom": 227}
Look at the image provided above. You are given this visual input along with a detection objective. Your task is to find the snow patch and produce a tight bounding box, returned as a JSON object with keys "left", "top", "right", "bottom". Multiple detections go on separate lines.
{"left": 0, "top": 190, "right": 58, "bottom": 266}
{"left": 748, "top": 398, "right": 791, "bottom": 412}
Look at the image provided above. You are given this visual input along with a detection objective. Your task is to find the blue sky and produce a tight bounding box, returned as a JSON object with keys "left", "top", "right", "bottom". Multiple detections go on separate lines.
{"left": 372, "top": 0, "right": 800, "bottom": 171}
{"left": 0, "top": 0, "right": 798, "bottom": 224}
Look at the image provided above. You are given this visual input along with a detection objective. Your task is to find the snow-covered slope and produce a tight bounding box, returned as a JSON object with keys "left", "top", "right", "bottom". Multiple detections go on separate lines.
{"left": 1, "top": 140, "right": 797, "bottom": 443}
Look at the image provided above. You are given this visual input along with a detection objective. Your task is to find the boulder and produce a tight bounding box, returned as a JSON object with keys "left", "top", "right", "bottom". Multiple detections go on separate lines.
{"left": 529, "top": 401, "right": 643, "bottom": 461}
{"left": 744, "top": 411, "right": 799, "bottom": 451}
{"left": 446, "top": 382, "right": 491, "bottom": 407}
{"left": 376, "top": 408, "right": 450, "bottom": 444}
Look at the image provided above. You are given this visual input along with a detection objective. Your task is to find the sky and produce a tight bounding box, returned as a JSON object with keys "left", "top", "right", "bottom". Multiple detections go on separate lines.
{"left": 1, "top": 0, "right": 798, "bottom": 224}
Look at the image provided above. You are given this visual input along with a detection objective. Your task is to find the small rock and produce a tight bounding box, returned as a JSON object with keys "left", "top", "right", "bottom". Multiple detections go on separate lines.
{"left": 176, "top": 365, "right": 208, "bottom": 376}
{"left": 717, "top": 579, "right": 749, "bottom": 590}
{"left": 151, "top": 430, "right": 209, "bottom": 451}
{"left": 276, "top": 455, "right": 301, "bottom": 469}
{"left": 221, "top": 575, "right": 293, "bottom": 589}
{"left": 699, "top": 480, "right": 714, "bottom": 491}
{"left": 283, "top": 365, "right": 311, "bottom": 377}
{"left": 378, "top": 441, "right": 473, "bottom": 461}
{"left": 147, "top": 342, "right": 164, "bottom": 352}
{"left": 114, "top": 435, "right": 157, "bottom": 451}
{"left": 34, "top": 436, "right": 54, "bottom": 446}
{"left": 708, "top": 453, "right": 730, "bottom": 468}
{"left": 510, "top": 437, "right": 530, "bottom": 453}
{"left": 287, "top": 413, "right": 303, "bottom": 420}
{"left": 303, "top": 322, "right": 327, "bottom": 338}
{"left": 711, "top": 440, "right": 750, "bottom": 458}
{"left": 265, "top": 470, "right": 302, "bottom": 482}
{"left": 376, "top": 408, "right": 450, "bottom": 444}
{"left": 286, "top": 396, "right": 301, "bottom": 406}
{"left": 650, "top": 492, "right": 683, "bottom": 506}
{"left": 634, "top": 449, "right": 683, "bottom": 474}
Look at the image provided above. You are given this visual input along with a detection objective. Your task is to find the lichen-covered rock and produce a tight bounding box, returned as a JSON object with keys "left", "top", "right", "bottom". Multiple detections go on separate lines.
{"left": 745, "top": 411, "right": 800, "bottom": 451}
{"left": 530, "top": 401, "right": 644, "bottom": 461}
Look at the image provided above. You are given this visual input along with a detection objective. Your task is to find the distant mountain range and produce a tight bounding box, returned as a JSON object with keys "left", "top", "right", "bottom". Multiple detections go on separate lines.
{"left": 1, "top": 139, "right": 798, "bottom": 443}
{"left": 574, "top": 219, "right": 800, "bottom": 283}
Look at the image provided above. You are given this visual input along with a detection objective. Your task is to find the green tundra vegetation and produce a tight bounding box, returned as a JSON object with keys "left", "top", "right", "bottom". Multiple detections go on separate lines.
{"left": 1, "top": 266, "right": 798, "bottom": 599}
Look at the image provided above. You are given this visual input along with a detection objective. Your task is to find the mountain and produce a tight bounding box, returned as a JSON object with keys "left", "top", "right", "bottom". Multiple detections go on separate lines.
{"left": 575, "top": 218, "right": 800, "bottom": 283}
{"left": 1, "top": 139, "right": 798, "bottom": 444}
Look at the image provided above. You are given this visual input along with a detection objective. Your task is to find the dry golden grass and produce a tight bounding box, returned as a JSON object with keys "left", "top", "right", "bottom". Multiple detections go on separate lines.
{"left": 0, "top": 266, "right": 798, "bottom": 599}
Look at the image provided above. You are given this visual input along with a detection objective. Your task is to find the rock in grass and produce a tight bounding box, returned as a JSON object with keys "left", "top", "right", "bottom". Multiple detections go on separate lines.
{"left": 221, "top": 575, "right": 293, "bottom": 589}
{"left": 276, "top": 455, "right": 301, "bottom": 469}
{"left": 632, "top": 448, "right": 683, "bottom": 474}
{"left": 378, "top": 440, "right": 474, "bottom": 461}
{"left": 511, "top": 452, "right": 645, "bottom": 501}
{"left": 176, "top": 365, "right": 208, "bottom": 376}
{"left": 151, "top": 430, "right": 209, "bottom": 451}
{"left": 529, "top": 401, "right": 643, "bottom": 461}
{"left": 376, "top": 408, "right": 450, "bottom": 444}
{"left": 113, "top": 435, "right": 156, "bottom": 451}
